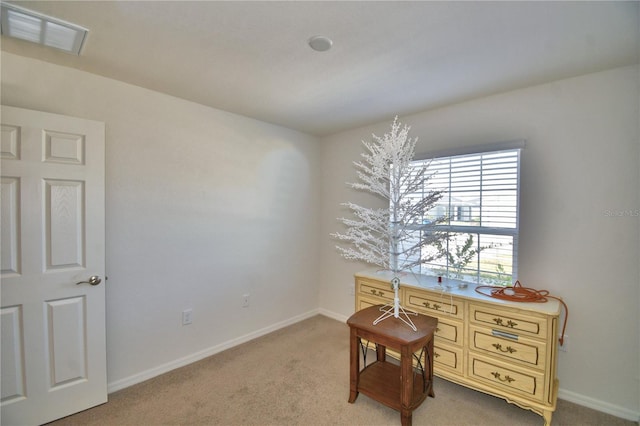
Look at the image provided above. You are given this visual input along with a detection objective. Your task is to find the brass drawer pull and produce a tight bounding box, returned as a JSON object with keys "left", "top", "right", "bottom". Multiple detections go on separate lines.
{"left": 493, "top": 317, "right": 518, "bottom": 328}
{"left": 491, "top": 372, "right": 515, "bottom": 383}
{"left": 370, "top": 289, "right": 385, "bottom": 297}
{"left": 422, "top": 301, "right": 441, "bottom": 311}
{"left": 492, "top": 343, "right": 516, "bottom": 354}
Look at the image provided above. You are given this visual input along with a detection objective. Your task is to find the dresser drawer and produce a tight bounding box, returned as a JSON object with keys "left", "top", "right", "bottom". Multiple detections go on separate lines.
{"left": 357, "top": 296, "right": 388, "bottom": 312}
{"left": 434, "top": 342, "right": 463, "bottom": 375}
{"left": 469, "top": 325, "right": 546, "bottom": 369}
{"left": 469, "top": 304, "right": 548, "bottom": 339}
{"left": 357, "top": 279, "right": 394, "bottom": 303}
{"left": 469, "top": 354, "right": 546, "bottom": 403}
{"left": 434, "top": 316, "right": 462, "bottom": 346}
{"left": 405, "top": 288, "right": 464, "bottom": 319}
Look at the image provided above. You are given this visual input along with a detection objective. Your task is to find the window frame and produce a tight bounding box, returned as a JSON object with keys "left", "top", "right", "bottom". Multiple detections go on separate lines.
{"left": 403, "top": 140, "right": 524, "bottom": 285}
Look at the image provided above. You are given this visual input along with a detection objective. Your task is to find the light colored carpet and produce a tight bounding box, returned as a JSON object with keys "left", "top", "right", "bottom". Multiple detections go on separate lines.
{"left": 50, "top": 315, "right": 635, "bottom": 426}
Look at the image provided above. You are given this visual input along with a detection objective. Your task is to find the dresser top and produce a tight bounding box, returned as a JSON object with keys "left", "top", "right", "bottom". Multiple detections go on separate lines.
{"left": 356, "top": 269, "right": 562, "bottom": 316}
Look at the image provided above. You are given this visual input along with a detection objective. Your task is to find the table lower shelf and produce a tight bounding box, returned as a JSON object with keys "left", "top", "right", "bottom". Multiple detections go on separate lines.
{"left": 358, "top": 361, "right": 428, "bottom": 412}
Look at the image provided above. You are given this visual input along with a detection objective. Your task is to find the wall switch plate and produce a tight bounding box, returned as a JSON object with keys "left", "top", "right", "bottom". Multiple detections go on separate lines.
{"left": 182, "top": 309, "right": 193, "bottom": 325}
{"left": 242, "top": 294, "right": 250, "bottom": 308}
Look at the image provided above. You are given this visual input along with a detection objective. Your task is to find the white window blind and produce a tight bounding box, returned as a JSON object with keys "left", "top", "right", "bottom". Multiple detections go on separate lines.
{"left": 400, "top": 146, "right": 521, "bottom": 286}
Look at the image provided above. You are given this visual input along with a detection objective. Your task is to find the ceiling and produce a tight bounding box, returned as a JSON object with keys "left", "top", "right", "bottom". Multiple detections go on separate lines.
{"left": 1, "top": 1, "right": 638, "bottom": 136}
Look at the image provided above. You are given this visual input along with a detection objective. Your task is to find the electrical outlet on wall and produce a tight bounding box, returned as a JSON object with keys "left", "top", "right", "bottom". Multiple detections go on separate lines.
{"left": 558, "top": 334, "right": 568, "bottom": 352}
{"left": 182, "top": 309, "right": 193, "bottom": 325}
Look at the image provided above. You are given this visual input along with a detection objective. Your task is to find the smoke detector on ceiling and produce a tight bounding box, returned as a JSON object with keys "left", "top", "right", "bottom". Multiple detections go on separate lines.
{"left": 308, "top": 35, "right": 333, "bottom": 52}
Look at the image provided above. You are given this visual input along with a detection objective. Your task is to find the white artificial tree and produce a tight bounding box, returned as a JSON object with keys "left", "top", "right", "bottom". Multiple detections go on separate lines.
{"left": 332, "top": 117, "right": 446, "bottom": 330}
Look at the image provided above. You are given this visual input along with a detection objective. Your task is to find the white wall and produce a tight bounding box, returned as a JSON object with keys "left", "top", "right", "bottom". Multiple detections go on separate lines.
{"left": 319, "top": 66, "right": 640, "bottom": 420}
{"left": 1, "top": 52, "right": 321, "bottom": 388}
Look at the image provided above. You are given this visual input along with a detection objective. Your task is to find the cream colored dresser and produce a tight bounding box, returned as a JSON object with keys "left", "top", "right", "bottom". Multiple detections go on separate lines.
{"left": 355, "top": 270, "right": 561, "bottom": 426}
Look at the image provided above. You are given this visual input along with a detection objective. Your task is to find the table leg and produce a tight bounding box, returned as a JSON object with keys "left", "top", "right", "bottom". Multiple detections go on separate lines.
{"left": 401, "top": 411, "right": 412, "bottom": 426}
{"left": 400, "top": 344, "right": 413, "bottom": 426}
{"left": 348, "top": 328, "right": 359, "bottom": 403}
{"left": 427, "top": 338, "right": 435, "bottom": 398}
{"left": 376, "top": 343, "right": 387, "bottom": 362}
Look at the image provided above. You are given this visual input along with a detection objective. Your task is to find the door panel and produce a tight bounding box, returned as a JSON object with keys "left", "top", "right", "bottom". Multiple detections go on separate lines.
{"left": 46, "top": 296, "right": 88, "bottom": 388}
{"left": 45, "top": 179, "right": 85, "bottom": 269}
{"left": 1, "top": 305, "right": 26, "bottom": 403}
{"left": 0, "top": 176, "right": 20, "bottom": 275}
{"left": 0, "top": 106, "right": 107, "bottom": 425}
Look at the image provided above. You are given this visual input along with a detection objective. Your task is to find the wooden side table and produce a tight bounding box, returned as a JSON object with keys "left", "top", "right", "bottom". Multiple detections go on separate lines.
{"left": 347, "top": 305, "right": 438, "bottom": 426}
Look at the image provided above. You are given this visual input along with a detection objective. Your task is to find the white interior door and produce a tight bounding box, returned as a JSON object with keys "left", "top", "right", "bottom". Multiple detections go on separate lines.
{"left": 1, "top": 106, "right": 107, "bottom": 425}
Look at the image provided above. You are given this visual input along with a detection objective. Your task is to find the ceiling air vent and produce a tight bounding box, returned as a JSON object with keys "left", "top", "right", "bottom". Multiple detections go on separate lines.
{"left": 0, "top": 3, "right": 88, "bottom": 55}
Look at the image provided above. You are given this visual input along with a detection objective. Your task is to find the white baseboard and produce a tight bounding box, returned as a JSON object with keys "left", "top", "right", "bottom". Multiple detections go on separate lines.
{"left": 107, "top": 308, "right": 321, "bottom": 393}
{"left": 558, "top": 388, "right": 640, "bottom": 422}
{"left": 108, "top": 308, "right": 639, "bottom": 424}
{"left": 317, "top": 307, "right": 349, "bottom": 323}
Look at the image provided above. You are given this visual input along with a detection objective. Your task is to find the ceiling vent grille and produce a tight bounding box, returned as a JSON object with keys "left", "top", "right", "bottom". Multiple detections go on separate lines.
{"left": 0, "top": 3, "right": 88, "bottom": 55}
